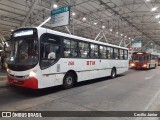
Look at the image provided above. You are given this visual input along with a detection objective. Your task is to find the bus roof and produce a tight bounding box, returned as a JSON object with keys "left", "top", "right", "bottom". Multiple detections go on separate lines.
{"left": 18, "top": 27, "right": 128, "bottom": 50}
{"left": 132, "top": 52, "right": 157, "bottom": 55}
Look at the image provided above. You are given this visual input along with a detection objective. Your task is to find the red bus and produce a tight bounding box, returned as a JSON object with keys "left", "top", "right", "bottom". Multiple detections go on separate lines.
{"left": 158, "top": 58, "right": 160, "bottom": 66}
{"left": 130, "top": 52, "right": 158, "bottom": 69}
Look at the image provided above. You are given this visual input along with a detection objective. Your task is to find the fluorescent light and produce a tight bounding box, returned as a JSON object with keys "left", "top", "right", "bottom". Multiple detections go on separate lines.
{"left": 146, "top": 0, "right": 150, "bottom": 2}
{"left": 110, "top": 29, "right": 112, "bottom": 32}
{"left": 151, "top": 7, "right": 157, "bottom": 12}
{"left": 94, "top": 22, "right": 97, "bottom": 25}
{"left": 72, "top": 12, "right": 76, "bottom": 16}
{"left": 121, "top": 34, "right": 123, "bottom": 36}
{"left": 116, "top": 32, "right": 118, "bottom": 34}
{"left": 102, "top": 25, "right": 105, "bottom": 29}
{"left": 11, "top": 29, "right": 14, "bottom": 32}
{"left": 82, "top": 17, "right": 86, "bottom": 21}
{"left": 158, "top": 21, "right": 160, "bottom": 23}
{"left": 129, "top": 37, "right": 131, "bottom": 39}
{"left": 155, "top": 15, "right": 160, "bottom": 18}
{"left": 38, "top": 17, "right": 51, "bottom": 27}
{"left": 125, "top": 36, "right": 127, "bottom": 38}
{"left": 53, "top": 4, "right": 58, "bottom": 9}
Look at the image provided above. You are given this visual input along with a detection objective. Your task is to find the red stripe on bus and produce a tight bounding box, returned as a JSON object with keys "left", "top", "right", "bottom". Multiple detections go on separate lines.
{"left": 8, "top": 75, "right": 38, "bottom": 89}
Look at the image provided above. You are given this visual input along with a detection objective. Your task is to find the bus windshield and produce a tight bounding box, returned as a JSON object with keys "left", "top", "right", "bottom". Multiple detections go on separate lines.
{"left": 7, "top": 38, "right": 38, "bottom": 70}
{"left": 132, "top": 55, "right": 147, "bottom": 62}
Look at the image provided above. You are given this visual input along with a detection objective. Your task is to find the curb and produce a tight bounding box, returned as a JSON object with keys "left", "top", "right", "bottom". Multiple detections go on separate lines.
{"left": 0, "top": 80, "right": 8, "bottom": 88}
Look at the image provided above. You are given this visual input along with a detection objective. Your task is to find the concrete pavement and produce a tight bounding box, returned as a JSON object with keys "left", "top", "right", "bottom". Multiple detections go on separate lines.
{"left": 0, "top": 68, "right": 160, "bottom": 120}
{"left": 0, "top": 71, "right": 7, "bottom": 88}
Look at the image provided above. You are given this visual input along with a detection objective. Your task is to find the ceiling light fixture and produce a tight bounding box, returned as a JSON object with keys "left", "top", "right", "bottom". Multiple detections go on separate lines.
{"left": 155, "top": 15, "right": 160, "bottom": 19}
{"left": 151, "top": 7, "right": 157, "bottom": 12}
{"left": 53, "top": 4, "right": 58, "bottom": 9}
{"left": 102, "top": 25, "right": 105, "bottom": 29}
{"left": 72, "top": 12, "right": 76, "bottom": 16}
{"left": 82, "top": 17, "right": 86, "bottom": 21}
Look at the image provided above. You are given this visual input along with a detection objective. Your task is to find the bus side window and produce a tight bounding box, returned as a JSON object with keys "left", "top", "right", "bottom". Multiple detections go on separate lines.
{"left": 110, "top": 47, "right": 114, "bottom": 59}
{"left": 107, "top": 47, "right": 111, "bottom": 59}
{"left": 90, "top": 44, "right": 99, "bottom": 58}
{"left": 114, "top": 48, "right": 119, "bottom": 59}
{"left": 120, "top": 49, "right": 124, "bottom": 59}
{"left": 100, "top": 46, "right": 107, "bottom": 59}
{"left": 124, "top": 50, "right": 128, "bottom": 60}
{"left": 79, "top": 42, "right": 89, "bottom": 58}
{"left": 40, "top": 33, "right": 61, "bottom": 69}
{"left": 63, "top": 39, "right": 78, "bottom": 58}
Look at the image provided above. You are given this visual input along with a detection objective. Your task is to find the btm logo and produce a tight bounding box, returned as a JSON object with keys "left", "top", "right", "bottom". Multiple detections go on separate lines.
{"left": 2, "top": 112, "right": 11, "bottom": 117}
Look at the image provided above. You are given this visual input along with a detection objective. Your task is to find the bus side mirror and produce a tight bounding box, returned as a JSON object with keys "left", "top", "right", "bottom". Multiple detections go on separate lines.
{"left": 4, "top": 40, "right": 11, "bottom": 53}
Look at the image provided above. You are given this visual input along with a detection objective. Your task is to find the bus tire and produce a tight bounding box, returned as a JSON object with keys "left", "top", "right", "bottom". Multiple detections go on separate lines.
{"left": 148, "top": 64, "right": 150, "bottom": 69}
{"left": 63, "top": 73, "right": 75, "bottom": 89}
{"left": 110, "top": 68, "right": 116, "bottom": 79}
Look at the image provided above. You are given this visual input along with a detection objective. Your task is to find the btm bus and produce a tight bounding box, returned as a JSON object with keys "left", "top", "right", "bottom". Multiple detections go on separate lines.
{"left": 7, "top": 27, "right": 129, "bottom": 89}
{"left": 130, "top": 52, "right": 158, "bottom": 69}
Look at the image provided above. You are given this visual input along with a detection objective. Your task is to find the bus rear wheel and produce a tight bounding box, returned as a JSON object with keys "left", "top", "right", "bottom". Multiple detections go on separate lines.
{"left": 63, "top": 73, "right": 75, "bottom": 89}
{"left": 111, "top": 68, "right": 116, "bottom": 79}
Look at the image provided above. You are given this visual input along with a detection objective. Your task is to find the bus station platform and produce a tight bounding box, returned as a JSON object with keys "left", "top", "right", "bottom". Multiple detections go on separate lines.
{"left": 0, "top": 71, "right": 7, "bottom": 88}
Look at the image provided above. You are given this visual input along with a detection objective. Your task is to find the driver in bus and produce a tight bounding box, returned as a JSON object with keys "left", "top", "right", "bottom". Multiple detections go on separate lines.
{"left": 48, "top": 52, "right": 56, "bottom": 59}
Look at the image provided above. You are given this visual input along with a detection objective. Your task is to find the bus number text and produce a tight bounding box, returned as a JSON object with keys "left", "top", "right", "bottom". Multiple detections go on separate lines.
{"left": 68, "top": 61, "right": 74, "bottom": 66}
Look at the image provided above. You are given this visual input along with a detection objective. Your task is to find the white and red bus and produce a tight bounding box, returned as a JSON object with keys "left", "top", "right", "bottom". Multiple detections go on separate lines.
{"left": 7, "top": 27, "right": 129, "bottom": 89}
{"left": 130, "top": 52, "right": 158, "bottom": 69}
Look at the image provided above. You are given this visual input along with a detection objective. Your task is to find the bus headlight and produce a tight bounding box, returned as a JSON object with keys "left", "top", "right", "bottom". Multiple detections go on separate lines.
{"left": 143, "top": 64, "right": 147, "bottom": 67}
{"left": 130, "top": 63, "right": 135, "bottom": 66}
{"left": 29, "top": 71, "right": 36, "bottom": 77}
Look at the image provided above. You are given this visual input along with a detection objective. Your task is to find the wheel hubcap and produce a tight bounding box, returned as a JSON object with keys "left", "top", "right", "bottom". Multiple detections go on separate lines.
{"left": 112, "top": 71, "right": 115, "bottom": 77}
{"left": 66, "top": 77, "right": 72, "bottom": 85}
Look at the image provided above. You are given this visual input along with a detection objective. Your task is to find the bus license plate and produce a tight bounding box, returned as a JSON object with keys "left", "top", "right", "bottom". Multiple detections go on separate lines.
{"left": 13, "top": 80, "right": 18, "bottom": 82}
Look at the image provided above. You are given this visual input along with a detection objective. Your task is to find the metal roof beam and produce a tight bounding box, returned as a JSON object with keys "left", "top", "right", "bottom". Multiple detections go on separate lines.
{"left": 21, "top": 0, "right": 39, "bottom": 27}
{"left": 98, "top": 0, "right": 151, "bottom": 40}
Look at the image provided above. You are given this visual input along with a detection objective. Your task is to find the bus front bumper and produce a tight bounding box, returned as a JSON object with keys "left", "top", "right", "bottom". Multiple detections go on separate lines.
{"left": 7, "top": 75, "right": 38, "bottom": 89}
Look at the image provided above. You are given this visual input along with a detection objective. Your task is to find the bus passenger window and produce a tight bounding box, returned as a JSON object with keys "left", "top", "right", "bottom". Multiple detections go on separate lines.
{"left": 100, "top": 46, "right": 107, "bottom": 59}
{"left": 63, "top": 39, "right": 78, "bottom": 58}
{"left": 124, "top": 50, "right": 128, "bottom": 59}
{"left": 120, "top": 49, "right": 124, "bottom": 59}
{"left": 90, "top": 44, "right": 99, "bottom": 58}
{"left": 110, "top": 48, "right": 114, "bottom": 59}
{"left": 79, "top": 42, "right": 89, "bottom": 58}
{"left": 107, "top": 48, "right": 110, "bottom": 59}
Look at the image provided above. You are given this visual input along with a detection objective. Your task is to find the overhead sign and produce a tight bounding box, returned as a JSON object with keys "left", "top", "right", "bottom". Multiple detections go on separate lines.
{"left": 51, "top": 6, "right": 70, "bottom": 28}
{"left": 131, "top": 40, "right": 142, "bottom": 48}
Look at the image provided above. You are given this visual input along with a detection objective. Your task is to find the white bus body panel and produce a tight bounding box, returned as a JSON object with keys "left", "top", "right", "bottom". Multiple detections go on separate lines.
{"left": 38, "top": 59, "right": 128, "bottom": 89}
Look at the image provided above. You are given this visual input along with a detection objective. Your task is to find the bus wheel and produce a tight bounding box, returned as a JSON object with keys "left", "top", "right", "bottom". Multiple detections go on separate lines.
{"left": 111, "top": 68, "right": 116, "bottom": 79}
{"left": 63, "top": 73, "right": 75, "bottom": 89}
{"left": 148, "top": 65, "right": 150, "bottom": 69}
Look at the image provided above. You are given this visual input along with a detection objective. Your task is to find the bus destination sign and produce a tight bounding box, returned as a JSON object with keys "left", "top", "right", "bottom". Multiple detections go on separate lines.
{"left": 13, "top": 30, "right": 33, "bottom": 37}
